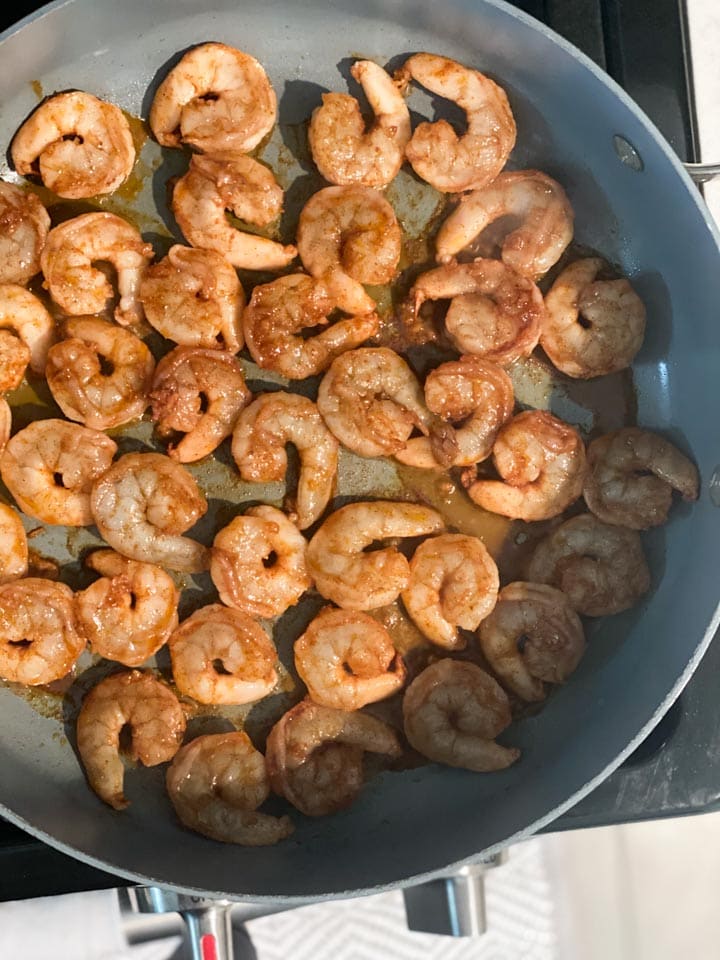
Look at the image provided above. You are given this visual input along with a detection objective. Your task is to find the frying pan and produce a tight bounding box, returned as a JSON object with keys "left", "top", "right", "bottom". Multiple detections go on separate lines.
{"left": 0, "top": 0, "right": 718, "bottom": 906}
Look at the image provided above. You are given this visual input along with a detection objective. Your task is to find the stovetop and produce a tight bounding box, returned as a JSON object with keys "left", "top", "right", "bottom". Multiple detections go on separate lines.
{"left": 0, "top": 0, "right": 716, "bottom": 901}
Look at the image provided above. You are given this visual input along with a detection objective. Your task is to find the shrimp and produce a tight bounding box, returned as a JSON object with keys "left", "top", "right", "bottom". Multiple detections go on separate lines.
{"left": 542, "top": 259, "right": 646, "bottom": 379}
{"left": 231, "top": 392, "right": 338, "bottom": 530}
{"left": 76, "top": 670, "right": 186, "bottom": 810}
{"left": 266, "top": 698, "right": 401, "bottom": 816}
{"left": 149, "top": 42, "right": 277, "bottom": 155}
{"left": 294, "top": 607, "right": 405, "bottom": 710}
{"left": 40, "top": 212, "right": 153, "bottom": 326}
{"left": 75, "top": 550, "right": 179, "bottom": 667}
{"left": 411, "top": 260, "right": 544, "bottom": 364}
{"left": 167, "top": 732, "right": 293, "bottom": 845}
{"left": 168, "top": 604, "right": 278, "bottom": 705}
{"left": 436, "top": 170, "right": 574, "bottom": 278}
{"left": 140, "top": 246, "right": 245, "bottom": 353}
{"left": 297, "top": 185, "right": 401, "bottom": 315}
{"left": 0, "top": 181, "right": 50, "bottom": 285}
{"left": 478, "top": 581, "right": 585, "bottom": 701}
{"left": 150, "top": 346, "right": 251, "bottom": 463}
{"left": 46, "top": 318, "right": 154, "bottom": 431}
{"left": 0, "top": 419, "right": 117, "bottom": 526}
{"left": 396, "top": 357, "right": 514, "bottom": 470}
{"left": 0, "top": 578, "right": 83, "bottom": 685}
{"left": 210, "top": 505, "right": 311, "bottom": 618}
{"left": 309, "top": 60, "right": 410, "bottom": 188}
{"left": 90, "top": 453, "right": 209, "bottom": 573}
{"left": 0, "top": 283, "right": 54, "bottom": 375}
{"left": 172, "top": 154, "right": 296, "bottom": 272}
{"left": 306, "top": 500, "right": 445, "bottom": 610}
{"left": 583, "top": 428, "right": 699, "bottom": 530}
{"left": 403, "top": 659, "right": 519, "bottom": 771}
{"left": 11, "top": 91, "right": 135, "bottom": 199}
{"left": 243, "top": 274, "right": 379, "bottom": 380}
{"left": 0, "top": 504, "right": 28, "bottom": 584}
{"left": 527, "top": 514, "right": 650, "bottom": 616}
{"left": 395, "top": 53, "right": 516, "bottom": 193}
{"left": 401, "top": 534, "right": 499, "bottom": 649}
{"left": 463, "top": 410, "right": 587, "bottom": 521}
{"left": 0, "top": 331, "right": 30, "bottom": 393}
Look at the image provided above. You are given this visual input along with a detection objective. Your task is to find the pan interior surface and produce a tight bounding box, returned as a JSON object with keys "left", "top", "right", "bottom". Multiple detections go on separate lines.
{"left": 0, "top": 0, "right": 718, "bottom": 901}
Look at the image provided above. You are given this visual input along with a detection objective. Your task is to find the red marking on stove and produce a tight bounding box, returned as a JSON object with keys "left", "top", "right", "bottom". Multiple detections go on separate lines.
{"left": 201, "top": 934, "right": 217, "bottom": 960}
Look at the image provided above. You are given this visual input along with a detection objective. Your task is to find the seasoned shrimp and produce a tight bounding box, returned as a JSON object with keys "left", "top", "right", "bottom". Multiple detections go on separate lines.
{"left": 297, "top": 185, "right": 401, "bottom": 315}
{"left": 309, "top": 60, "right": 410, "bottom": 188}
{"left": 76, "top": 670, "right": 186, "bottom": 810}
{"left": 149, "top": 42, "right": 277, "bottom": 155}
{"left": 172, "top": 154, "right": 296, "bottom": 271}
{"left": 1, "top": 419, "right": 117, "bottom": 526}
{"left": 0, "top": 504, "right": 28, "bottom": 584}
{"left": 266, "top": 698, "right": 401, "bottom": 816}
{"left": 46, "top": 318, "right": 154, "bottom": 431}
{"left": 306, "top": 500, "right": 444, "bottom": 610}
{"left": 478, "top": 582, "right": 585, "bottom": 701}
{"left": 140, "top": 246, "right": 245, "bottom": 353}
{"left": 527, "top": 514, "right": 650, "bottom": 616}
{"left": 243, "top": 274, "right": 379, "bottom": 379}
{"left": 0, "top": 182, "right": 50, "bottom": 284}
{"left": 211, "top": 505, "right": 311, "bottom": 618}
{"left": 583, "top": 428, "right": 699, "bottom": 530}
{"left": 397, "top": 357, "right": 514, "bottom": 470}
{"left": 464, "top": 410, "right": 587, "bottom": 521}
{"left": 151, "top": 346, "right": 251, "bottom": 463}
{"left": 232, "top": 392, "right": 338, "bottom": 529}
{"left": 0, "top": 331, "right": 30, "bottom": 394}
{"left": 75, "top": 550, "right": 179, "bottom": 667}
{"left": 436, "top": 170, "right": 574, "bottom": 278}
{"left": 542, "top": 259, "right": 646, "bottom": 378}
{"left": 0, "top": 579, "right": 83, "bottom": 685}
{"left": 396, "top": 53, "right": 516, "bottom": 193}
{"left": 401, "top": 534, "right": 499, "bottom": 649}
{"left": 167, "top": 732, "right": 293, "bottom": 845}
{"left": 40, "top": 213, "right": 153, "bottom": 326}
{"left": 403, "top": 659, "right": 519, "bottom": 771}
{"left": 90, "top": 453, "right": 209, "bottom": 573}
{"left": 0, "top": 283, "right": 54, "bottom": 375}
{"left": 11, "top": 91, "right": 135, "bottom": 199}
{"left": 295, "top": 607, "right": 405, "bottom": 710}
{"left": 169, "top": 604, "right": 278, "bottom": 705}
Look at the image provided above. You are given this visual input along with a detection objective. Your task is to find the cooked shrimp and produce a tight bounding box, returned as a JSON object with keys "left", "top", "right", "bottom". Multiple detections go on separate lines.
{"left": 172, "top": 154, "right": 296, "bottom": 271}
{"left": 436, "top": 170, "right": 574, "bottom": 278}
{"left": 396, "top": 53, "right": 516, "bottom": 193}
{"left": 76, "top": 670, "right": 186, "bottom": 810}
{"left": 140, "top": 245, "right": 245, "bottom": 353}
{"left": 309, "top": 60, "right": 410, "bottom": 188}
{"left": 151, "top": 346, "right": 251, "bottom": 463}
{"left": 583, "top": 428, "right": 699, "bottom": 530}
{"left": 403, "top": 659, "right": 519, "bottom": 771}
{"left": 75, "top": 550, "right": 179, "bottom": 666}
{"left": 40, "top": 213, "right": 153, "bottom": 326}
{"left": 0, "top": 504, "right": 28, "bottom": 584}
{"left": 478, "top": 581, "right": 585, "bottom": 701}
{"left": 0, "top": 283, "right": 54, "bottom": 374}
{"left": 149, "top": 42, "right": 277, "bottom": 155}
{"left": 297, "top": 185, "right": 401, "bottom": 315}
{"left": 168, "top": 604, "right": 278, "bottom": 705}
{"left": 210, "top": 505, "right": 311, "bottom": 618}
{"left": 306, "top": 500, "right": 444, "bottom": 610}
{"left": 0, "top": 331, "right": 30, "bottom": 394}
{"left": 232, "top": 392, "right": 338, "bottom": 529}
{"left": 295, "top": 607, "right": 405, "bottom": 710}
{"left": 167, "top": 732, "right": 293, "bottom": 845}
{"left": 527, "top": 514, "right": 650, "bottom": 616}
{"left": 266, "top": 698, "right": 400, "bottom": 816}
{"left": 401, "top": 534, "right": 499, "bottom": 649}
{"left": 464, "top": 410, "right": 586, "bottom": 521}
{"left": 1, "top": 419, "right": 117, "bottom": 526}
{"left": 0, "top": 578, "right": 83, "bottom": 685}
{"left": 243, "top": 274, "right": 379, "bottom": 379}
{"left": 0, "top": 182, "right": 50, "bottom": 285}
{"left": 11, "top": 91, "right": 135, "bottom": 199}
{"left": 90, "top": 453, "right": 209, "bottom": 573}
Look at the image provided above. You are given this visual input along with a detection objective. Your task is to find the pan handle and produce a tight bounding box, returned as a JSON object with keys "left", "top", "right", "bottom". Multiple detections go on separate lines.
{"left": 182, "top": 904, "right": 235, "bottom": 960}
{"left": 684, "top": 162, "right": 720, "bottom": 184}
